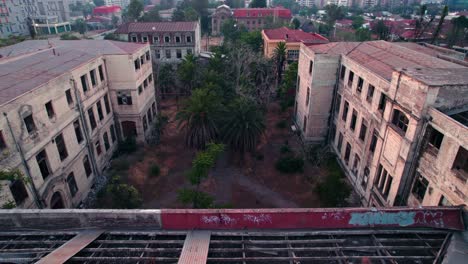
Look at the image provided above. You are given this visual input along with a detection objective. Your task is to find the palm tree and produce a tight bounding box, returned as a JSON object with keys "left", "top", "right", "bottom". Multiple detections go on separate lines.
{"left": 221, "top": 98, "right": 265, "bottom": 153}
{"left": 176, "top": 88, "right": 223, "bottom": 149}
{"left": 431, "top": 5, "right": 448, "bottom": 44}
{"left": 273, "top": 42, "right": 287, "bottom": 87}
{"left": 177, "top": 54, "right": 198, "bottom": 94}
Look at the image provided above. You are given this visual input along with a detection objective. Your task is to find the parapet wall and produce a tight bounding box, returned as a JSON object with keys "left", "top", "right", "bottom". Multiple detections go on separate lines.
{"left": 0, "top": 207, "right": 464, "bottom": 230}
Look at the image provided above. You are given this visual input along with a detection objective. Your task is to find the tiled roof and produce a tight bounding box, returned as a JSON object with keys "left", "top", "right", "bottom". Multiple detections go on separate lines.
{"left": 233, "top": 8, "right": 292, "bottom": 19}
{"left": 307, "top": 41, "right": 466, "bottom": 81}
{"left": 263, "top": 27, "right": 328, "bottom": 44}
{"left": 0, "top": 40, "right": 148, "bottom": 106}
{"left": 93, "top": 5, "right": 121, "bottom": 15}
{"left": 115, "top": 21, "right": 198, "bottom": 34}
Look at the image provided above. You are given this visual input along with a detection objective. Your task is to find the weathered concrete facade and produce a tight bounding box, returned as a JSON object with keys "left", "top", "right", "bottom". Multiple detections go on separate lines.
{"left": 295, "top": 41, "right": 468, "bottom": 207}
{"left": 0, "top": 40, "right": 157, "bottom": 209}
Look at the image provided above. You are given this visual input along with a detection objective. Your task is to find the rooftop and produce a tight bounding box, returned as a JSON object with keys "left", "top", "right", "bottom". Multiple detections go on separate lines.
{"left": 92, "top": 5, "right": 121, "bottom": 15}
{"left": 114, "top": 21, "right": 199, "bottom": 34}
{"left": 307, "top": 41, "right": 466, "bottom": 81}
{"left": 263, "top": 27, "right": 329, "bottom": 44}
{"left": 233, "top": 7, "right": 292, "bottom": 19}
{"left": 0, "top": 40, "right": 148, "bottom": 106}
{"left": 0, "top": 207, "right": 466, "bottom": 263}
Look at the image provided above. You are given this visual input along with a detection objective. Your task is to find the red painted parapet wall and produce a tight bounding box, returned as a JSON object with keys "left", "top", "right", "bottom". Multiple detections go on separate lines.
{"left": 161, "top": 207, "right": 465, "bottom": 230}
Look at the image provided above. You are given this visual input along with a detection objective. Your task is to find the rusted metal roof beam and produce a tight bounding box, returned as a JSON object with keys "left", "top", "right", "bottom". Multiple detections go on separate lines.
{"left": 35, "top": 229, "right": 103, "bottom": 264}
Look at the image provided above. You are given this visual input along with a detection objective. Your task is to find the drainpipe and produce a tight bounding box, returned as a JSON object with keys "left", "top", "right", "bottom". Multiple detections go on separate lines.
{"left": 70, "top": 79, "right": 101, "bottom": 181}
{"left": 3, "top": 113, "right": 43, "bottom": 209}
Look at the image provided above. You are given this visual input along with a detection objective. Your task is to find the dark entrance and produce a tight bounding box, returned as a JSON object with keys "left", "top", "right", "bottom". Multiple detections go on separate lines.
{"left": 50, "top": 192, "right": 65, "bottom": 209}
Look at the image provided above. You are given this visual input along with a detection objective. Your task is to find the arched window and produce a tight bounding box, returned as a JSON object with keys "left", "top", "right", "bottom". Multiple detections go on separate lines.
{"left": 392, "top": 109, "right": 409, "bottom": 134}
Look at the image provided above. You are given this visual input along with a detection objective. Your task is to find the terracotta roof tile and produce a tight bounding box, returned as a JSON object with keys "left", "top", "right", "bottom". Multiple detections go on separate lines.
{"left": 233, "top": 8, "right": 291, "bottom": 19}
{"left": 263, "top": 27, "right": 328, "bottom": 44}
{"left": 115, "top": 21, "right": 198, "bottom": 34}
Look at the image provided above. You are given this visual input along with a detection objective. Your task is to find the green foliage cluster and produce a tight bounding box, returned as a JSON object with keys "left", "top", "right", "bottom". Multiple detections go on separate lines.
{"left": 316, "top": 157, "right": 351, "bottom": 207}
{"left": 149, "top": 164, "right": 160, "bottom": 177}
{"left": 116, "top": 137, "right": 138, "bottom": 155}
{"left": 178, "top": 188, "right": 214, "bottom": 208}
{"left": 0, "top": 35, "right": 26, "bottom": 48}
{"left": 275, "top": 156, "right": 304, "bottom": 174}
{"left": 73, "top": 19, "right": 87, "bottom": 35}
{"left": 278, "top": 62, "right": 297, "bottom": 111}
{"left": 60, "top": 33, "right": 80, "bottom": 40}
{"left": 100, "top": 175, "right": 143, "bottom": 209}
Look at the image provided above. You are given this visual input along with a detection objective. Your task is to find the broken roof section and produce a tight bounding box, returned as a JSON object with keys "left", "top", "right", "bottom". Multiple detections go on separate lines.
{"left": 0, "top": 207, "right": 466, "bottom": 263}
{"left": 0, "top": 40, "right": 148, "bottom": 106}
{"left": 306, "top": 41, "right": 467, "bottom": 82}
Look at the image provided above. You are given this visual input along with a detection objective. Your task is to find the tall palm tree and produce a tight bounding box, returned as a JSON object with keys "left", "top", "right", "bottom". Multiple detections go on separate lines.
{"left": 177, "top": 54, "right": 198, "bottom": 94}
{"left": 431, "top": 5, "right": 449, "bottom": 44}
{"left": 176, "top": 88, "right": 223, "bottom": 149}
{"left": 273, "top": 42, "right": 287, "bottom": 86}
{"left": 221, "top": 98, "right": 265, "bottom": 153}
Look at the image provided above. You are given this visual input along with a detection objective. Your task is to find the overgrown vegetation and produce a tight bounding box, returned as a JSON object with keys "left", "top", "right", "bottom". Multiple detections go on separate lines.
{"left": 148, "top": 164, "right": 161, "bottom": 177}
{"left": 96, "top": 175, "right": 142, "bottom": 209}
{"left": 60, "top": 33, "right": 80, "bottom": 40}
{"left": 316, "top": 157, "right": 351, "bottom": 207}
{"left": 0, "top": 35, "right": 26, "bottom": 48}
{"left": 275, "top": 156, "right": 304, "bottom": 174}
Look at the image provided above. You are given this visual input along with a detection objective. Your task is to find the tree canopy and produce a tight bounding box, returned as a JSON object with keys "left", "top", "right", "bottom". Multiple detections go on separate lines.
{"left": 125, "top": 0, "right": 144, "bottom": 22}
{"left": 249, "top": 0, "right": 266, "bottom": 8}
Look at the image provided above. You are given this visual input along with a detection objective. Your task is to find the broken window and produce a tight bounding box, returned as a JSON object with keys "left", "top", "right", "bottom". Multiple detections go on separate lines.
{"left": 350, "top": 109, "right": 357, "bottom": 131}
{"left": 156, "top": 49, "right": 161, "bottom": 59}
{"left": 23, "top": 114, "right": 37, "bottom": 134}
{"left": 103, "top": 132, "right": 110, "bottom": 151}
{"left": 344, "top": 143, "right": 351, "bottom": 165}
{"left": 73, "top": 120, "right": 83, "bottom": 144}
{"left": 166, "top": 49, "right": 171, "bottom": 59}
{"left": 96, "top": 101, "right": 104, "bottom": 121}
{"left": 176, "top": 49, "right": 182, "bottom": 59}
{"left": 83, "top": 155, "right": 92, "bottom": 177}
{"left": 98, "top": 65, "right": 105, "bottom": 81}
{"left": 357, "top": 77, "right": 364, "bottom": 93}
{"left": 151, "top": 102, "right": 156, "bottom": 116}
{"left": 425, "top": 126, "right": 444, "bottom": 155}
{"left": 134, "top": 59, "right": 140, "bottom": 71}
{"left": 65, "top": 89, "right": 74, "bottom": 105}
{"left": 187, "top": 48, "right": 192, "bottom": 55}
{"left": 348, "top": 71, "right": 354, "bottom": 87}
{"left": 153, "top": 36, "right": 159, "bottom": 43}
{"left": 146, "top": 51, "right": 150, "bottom": 61}
{"left": 104, "top": 94, "right": 111, "bottom": 114}
{"left": 175, "top": 36, "right": 181, "bottom": 43}
{"left": 140, "top": 55, "right": 144, "bottom": 65}
{"left": 308, "top": 60, "right": 313, "bottom": 74}
{"left": 138, "top": 85, "right": 143, "bottom": 94}
{"left": 131, "top": 36, "right": 137, "bottom": 42}
{"left": 142, "top": 36, "right": 148, "bottom": 43}
{"left": 369, "top": 129, "right": 378, "bottom": 153}
{"left": 88, "top": 108, "right": 97, "bottom": 130}
{"left": 110, "top": 124, "right": 116, "bottom": 143}
{"left": 452, "top": 146, "right": 468, "bottom": 181}
{"left": 117, "top": 92, "right": 132, "bottom": 105}
{"left": 36, "top": 149, "right": 50, "bottom": 179}
{"left": 439, "top": 195, "right": 452, "bottom": 206}
{"left": 95, "top": 140, "right": 102, "bottom": 156}
{"left": 147, "top": 108, "right": 153, "bottom": 123}
{"left": 412, "top": 173, "right": 428, "bottom": 202}
{"left": 80, "top": 74, "right": 88, "bottom": 92}
{"left": 378, "top": 93, "right": 387, "bottom": 113}
{"left": 342, "top": 101, "right": 349, "bottom": 121}
{"left": 10, "top": 179, "right": 28, "bottom": 205}
{"left": 366, "top": 84, "right": 374, "bottom": 103}
{"left": 144, "top": 79, "right": 148, "bottom": 88}
{"left": 359, "top": 120, "right": 367, "bottom": 141}
{"left": 90, "top": 69, "right": 97, "bottom": 87}
{"left": 375, "top": 164, "right": 393, "bottom": 199}
{"left": 149, "top": 74, "right": 153, "bottom": 83}
{"left": 45, "top": 101, "right": 55, "bottom": 119}
{"left": 337, "top": 133, "right": 343, "bottom": 152}
{"left": 55, "top": 133, "right": 68, "bottom": 161}
{"left": 340, "top": 65, "right": 346, "bottom": 80}
{"left": 67, "top": 172, "right": 78, "bottom": 197}
{"left": 164, "top": 36, "right": 170, "bottom": 43}
{"left": 186, "top": 36, "right": 192, "bottom": 43}
{"left": 306, "top": 87, "right": 310, "bottom": 106}
{"left": 361, "top": 167, "right": 370, "bottom": 188}
{"left": 392, "top": 109, "right": 409, "bottom": 134}
{"left": 353, "top": 154, "right": 360, "bottom": 175}
{"left": 143, "top": 115, "right": 148, "bottom": 131}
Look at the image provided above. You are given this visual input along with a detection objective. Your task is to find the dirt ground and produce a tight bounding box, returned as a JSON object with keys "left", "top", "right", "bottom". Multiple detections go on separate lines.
{"left": 125, "top": 99, "right": 326, "bottom": 209}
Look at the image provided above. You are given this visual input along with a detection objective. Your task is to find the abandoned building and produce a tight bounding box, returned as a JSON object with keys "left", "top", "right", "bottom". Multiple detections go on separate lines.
{"left": 114, "top": 21, "right": 201, "bottom": 64}
{"left": 295, "top": 41, "right": 468, "bottom": 208}
{"left": 0, "top": 207, "right": 466, "bottom": 263}
{"left": 0, "top": 40, "right": 158, "bottom": 209}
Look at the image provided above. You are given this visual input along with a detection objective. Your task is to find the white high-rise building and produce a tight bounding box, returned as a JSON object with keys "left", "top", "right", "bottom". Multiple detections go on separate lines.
{"left": 104, "top": 0, "right": 131, "bottom": 8}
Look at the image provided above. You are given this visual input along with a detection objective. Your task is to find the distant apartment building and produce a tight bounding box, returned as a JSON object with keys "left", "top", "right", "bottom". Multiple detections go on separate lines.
{"left": 295, "top": 41, "right": 468, "bottom": 207}
{"left": 297, "top": 0, "right": 327, "bottom": 8}
{"left": 115, "top": 21, "right": 201, "bottom": 64}
{"left": 0, "top": 40, "right": 157, "bottom": 209}
{"left": 211, "top": 5, "right": 292, "bottom": 35}
{"left": 262, "top": 27, "right": 328, "bottom": 60}
{"left": 104, "top": 0, "right": 130, "bottom": 8}
{"left": 0, "top": 0, "right": 71, "bottom": 38}
{"left": 325, "top": 0, "right": 350, "bottom": 6}
{"left": 358, "top": 0, "right": 378, "bottom": 7}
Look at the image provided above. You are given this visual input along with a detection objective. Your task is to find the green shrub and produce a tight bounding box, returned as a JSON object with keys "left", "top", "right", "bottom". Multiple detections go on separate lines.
{"left": 275, "top": 156, "right": 304, "bottom": 173}
{"left": 60, "top": 33, "right": 80, "bottom": 40}
{"left": 177, "top": 189, "right": 214, "bottom": 208}
{"left": 111, "top": 159, "right": 130, "bottom": 173}
{"left": 276, "top": 120, "right": 287, "bottom": 129}
{"left": 149, "top": 164, "right": 160, "bottom": 177}
{"left": 280, "top": 145, "right": 291, "bottom": 154}
{"left": 118, "top": 137, "right": 137, "bottom": 154}
{"left": 106, "top": 182, "right": 143, "bottom": 209}
{"left": 316, "top": 174, "right": 351, "bottom": 207}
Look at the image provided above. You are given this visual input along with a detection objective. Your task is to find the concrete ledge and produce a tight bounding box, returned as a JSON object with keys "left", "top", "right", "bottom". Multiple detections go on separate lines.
{"left": 0, "top": 209, "right": 162, "bottom": 229}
